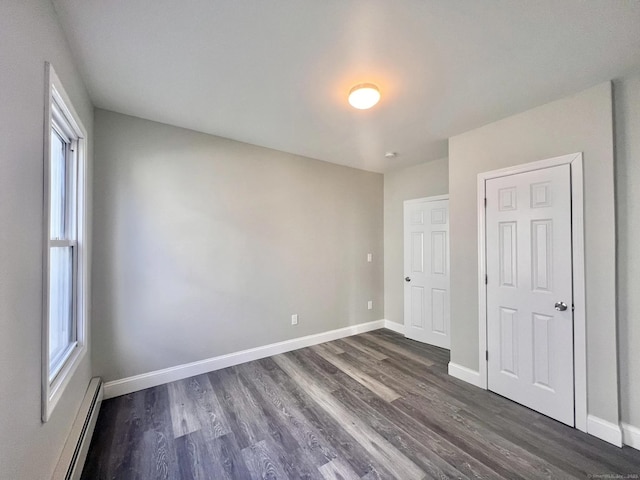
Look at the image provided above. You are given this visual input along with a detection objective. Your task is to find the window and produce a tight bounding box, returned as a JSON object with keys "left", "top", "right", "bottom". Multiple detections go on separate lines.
{"left": 42, "top": 63, "right": 89, "bottom": 422}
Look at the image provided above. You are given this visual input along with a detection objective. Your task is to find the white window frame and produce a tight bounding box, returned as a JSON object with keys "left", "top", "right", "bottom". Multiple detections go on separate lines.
{"left": 42, "top": 63, "right": 89, "bottom": 422}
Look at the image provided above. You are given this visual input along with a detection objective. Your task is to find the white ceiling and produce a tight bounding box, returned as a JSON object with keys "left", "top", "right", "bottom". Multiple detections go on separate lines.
{"left": 52, "top": 0, "right": 640, "bottom": 173}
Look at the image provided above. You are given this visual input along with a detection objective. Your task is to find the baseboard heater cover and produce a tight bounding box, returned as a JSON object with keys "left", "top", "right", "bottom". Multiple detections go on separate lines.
{"left": 52, "top": 377, "right": 103, "bottom": 480}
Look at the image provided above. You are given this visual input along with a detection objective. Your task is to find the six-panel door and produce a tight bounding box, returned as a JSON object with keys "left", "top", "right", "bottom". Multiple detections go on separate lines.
{"left": 404, "top": 198, "right": 450, "bottom": 349}
{"left": 486, "top": 164, "right": 574, "bottom": 426}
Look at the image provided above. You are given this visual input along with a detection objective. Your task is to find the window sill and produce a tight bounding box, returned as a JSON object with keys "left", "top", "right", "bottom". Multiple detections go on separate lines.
{"left": 43, "top": 343, "right": 87, "bottom": 422}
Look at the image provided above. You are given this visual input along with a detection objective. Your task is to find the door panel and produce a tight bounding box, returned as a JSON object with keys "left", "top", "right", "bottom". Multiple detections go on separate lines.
{"left": 431, "top": 232, "right": 446, "bottom": 275}
{"left": 532, "top": 220, "right": 552, "bottom": 291}
{"left": 499, "top": 222, "right": 517, "bottom": 287}
{"left": 411, "top": 232, "right": 424, "bottom": 272}
{"left": 404, "top": 198, "right": 450, "bottom": 349}
{"left": 410, "top": 286, "right": 425, "bottom": 328}
{"left": 532, "top": 312, "right": 553, "bottom": 389}
{"left": 431, "top": 288, "right": 446, "bottom": 333}
{"left": 486, "top": 164, "right": 574, "bottom": 426}
{"left": 499, "top": 307, "right": 518, "bottom": 377}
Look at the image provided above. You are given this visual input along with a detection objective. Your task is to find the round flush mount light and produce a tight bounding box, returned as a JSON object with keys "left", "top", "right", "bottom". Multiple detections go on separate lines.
{"left": 348, "top": 83, "right": 380, "bottom": 110}
{"left": 385, "top": 152, "right": 398, "bottom": 159}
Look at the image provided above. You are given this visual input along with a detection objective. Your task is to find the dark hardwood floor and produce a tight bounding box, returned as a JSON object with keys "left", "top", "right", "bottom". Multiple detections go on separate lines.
{"left": 82, "top": 329, "right": 640, "bottom": 479}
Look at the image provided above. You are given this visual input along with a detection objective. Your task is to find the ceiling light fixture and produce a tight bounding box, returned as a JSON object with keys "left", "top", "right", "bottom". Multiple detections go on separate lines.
{"left": 348, "top": 83, "right": 380, "bottom": 110}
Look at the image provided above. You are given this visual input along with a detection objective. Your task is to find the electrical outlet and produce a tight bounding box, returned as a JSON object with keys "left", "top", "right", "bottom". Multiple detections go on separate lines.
{"left": 367, "top": 253, "right": 372, "bottom": 262}
{"left": 367, "top": 301, "right": 373, "bottom": 310}
{"left": 291, "top": 314, "right": 298, "bottom": 325}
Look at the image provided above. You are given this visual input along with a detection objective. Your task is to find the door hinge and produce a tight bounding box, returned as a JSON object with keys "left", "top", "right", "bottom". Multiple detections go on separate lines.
{"left": 486, "top": 350, "right": 489, "bottom": 361}
{"left": 485, "top": 274, "right": 488, "bottom": 285}
{"left": 484, "top": 197, "right": 487, "bottom": 207}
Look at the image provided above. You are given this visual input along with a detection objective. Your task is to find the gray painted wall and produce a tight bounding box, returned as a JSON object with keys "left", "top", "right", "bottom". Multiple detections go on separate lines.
{"left": 614, "top": 74, "right": 640, "bottom": 429}
{"left": 0, "top": 1, "right": 94, "bottom": 478}
{"left": 449, "top": 83, "right": 618, "bottom": 424}
{"left": 92, "top": 109, "right": 384, "bottom": 382}
{"left": 383, "top": 158, "right": 449, "bottom": 326}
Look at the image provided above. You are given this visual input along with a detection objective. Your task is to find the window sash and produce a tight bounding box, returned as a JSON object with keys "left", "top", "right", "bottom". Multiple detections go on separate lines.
{"left": 49, "top": 128, "right": 67, "bottom": 240}
{"left": 50, "top": 111, "right": 78, "bottom": 242}
{"left": 47, "top": 106, "right": 79, "bottom": 383}
{"left": 48, "top": 240, "right": 78, "bottom": 381}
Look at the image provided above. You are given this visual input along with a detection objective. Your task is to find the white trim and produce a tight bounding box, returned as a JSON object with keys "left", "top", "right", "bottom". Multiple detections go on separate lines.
{"left": 42, "top": 62, "right": 90, "bottom": 422}
{"left": 587, "top": 415, "right": 623, "bottom": 447}
{"left": 621, "top": 423, "right": 640, "bottom": 451}
{"left": 476, "top": 152, "right": 587, "bottom": 432}
{"left": 447, "top": 362, "right": 482, "bottom": 388}
{"left": 104, "top": 320, "right": 385, "bottom": 399}
{"left": 476, "top": 153, "right": 581, "bottom": 180}
{"left": 383, "top": 320, "right": 405, "bottom": 335}
{"left": 570, "top": 158, "right": 587, "bottom": 432}
{"left": 403, "top": 194, "right": 449, "bottom": 205}
{"left": 477, "top": 177, "right": 488, "bottom": 389}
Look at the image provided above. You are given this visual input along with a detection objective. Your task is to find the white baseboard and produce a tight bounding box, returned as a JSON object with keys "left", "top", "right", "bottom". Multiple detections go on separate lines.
{"left": 622, "top": 422, "right": 640, "bottom": 450}
{"left": 445, "top": 365, "right": 627, "bottom": 448}
{"left": 383, "top": 320, "right": 405, "bottom": 335}
{"left": 104, "top": 319, "right": 385, "bottom": 399}
{"left": 587, "top": 415, "right": 623, "bottom": 447}
{"left": 447, "top": 362, "right": 482, "bottom": 388}
{"left": 445, "top": 364, "right": 628, "bottom": 449}
{"left": 100, "top": 323, "right": 636, "bottom": 452}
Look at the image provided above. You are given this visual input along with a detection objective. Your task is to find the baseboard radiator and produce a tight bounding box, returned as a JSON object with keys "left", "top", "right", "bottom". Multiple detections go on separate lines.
{"left": 52, "top": 377, "right": 103, "bottom": 480}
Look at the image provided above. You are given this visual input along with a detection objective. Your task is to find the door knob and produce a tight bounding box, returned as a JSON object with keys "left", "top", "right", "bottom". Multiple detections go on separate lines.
{"left": 554, "top": 301, "right": 568, "bottom": 311}
{"left": 405, "top": 277, "right": 411, "bottom": 282}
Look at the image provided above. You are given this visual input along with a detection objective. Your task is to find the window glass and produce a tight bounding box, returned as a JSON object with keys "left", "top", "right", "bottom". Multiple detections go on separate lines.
{"left": 49, "top": 245, "right": 74, "bottom": 379}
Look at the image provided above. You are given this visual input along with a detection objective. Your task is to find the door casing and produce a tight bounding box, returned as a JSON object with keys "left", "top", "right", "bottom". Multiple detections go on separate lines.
{"left": 477, "top": 152, "right": 586, "bottom": 433}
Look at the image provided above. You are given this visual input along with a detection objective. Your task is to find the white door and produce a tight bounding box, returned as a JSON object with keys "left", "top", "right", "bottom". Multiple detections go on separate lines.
{"left": 486, "top": 164, "right": 574, "bottom": 426}
{"left": 404, "top": 197, "right": 450, "bottom": 349}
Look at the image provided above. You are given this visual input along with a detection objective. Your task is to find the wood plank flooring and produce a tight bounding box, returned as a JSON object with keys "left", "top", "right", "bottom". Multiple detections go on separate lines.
{"left": 82, "top": 329, "right": 640, "bottom": 479}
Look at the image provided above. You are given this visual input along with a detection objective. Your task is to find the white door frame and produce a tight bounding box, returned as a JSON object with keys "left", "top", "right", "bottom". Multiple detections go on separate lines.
{"left": 477, "top": 152, "right": 587, "bottom": 433}
{"left": 404, "top": 194, "right": 449, "bottom": 206}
